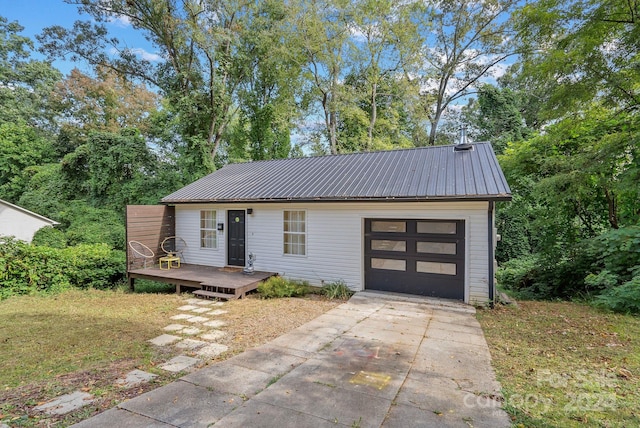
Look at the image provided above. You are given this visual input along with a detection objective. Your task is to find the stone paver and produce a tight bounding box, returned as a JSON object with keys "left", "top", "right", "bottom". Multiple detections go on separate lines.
{"left": 159, "top": 356, "right": 200, "bottom": 373}
{"left": 163, "top": 323, "right": 187, "bottom": 332}
{"left": 190, "top": 307, "right": 211, "bottom": 313}
{"left": 170, "top": 313, "right": 193, "bottom": 320}
{"left": 34, "top": 391, "right": 93, "bottom": 415}
{"left": 149, "top": 334, "right": 181, "bottom": 346}
{"left": 200, "top": 330, "right": 226, "bottom": 341}
{"left": 180, "top": 326, "right": 202, "bottom": 335}
{"left": 177, "top": 305, "right": 199, "bottom": 311}
{"left": 185, "top": 315, "right": 209, "bottom": 323}
{"left": 115, "top": 370, "right": 158, "bottom": 388}
{"left": 203, "top": 320, "right": 226, "bottom": 328}
{"left": 175, "top": 339, "right": 208, "bottom": 350}
{"left": 206, "top": 309, "right": 228, "bottom": 316}
{"left": 196, "top": 343, "right": 229, "bottom": 358}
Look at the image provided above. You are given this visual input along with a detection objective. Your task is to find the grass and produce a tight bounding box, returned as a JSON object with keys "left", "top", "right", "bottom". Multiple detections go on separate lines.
{"left": 0, "top": 288, "right": 184, "bottom": 426}
{"left": 477, "top": 301, "right": 640, "bottom": 427}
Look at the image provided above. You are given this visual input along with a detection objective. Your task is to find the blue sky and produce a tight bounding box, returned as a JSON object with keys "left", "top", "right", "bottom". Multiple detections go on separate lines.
{"left": 1, "top": 0, "right": 155, "bottom": 75}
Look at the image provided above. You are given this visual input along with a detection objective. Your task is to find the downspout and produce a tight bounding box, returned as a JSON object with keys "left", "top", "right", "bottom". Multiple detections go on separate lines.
{"left": 488, "top": 201, "right": 495, "bottom": 308}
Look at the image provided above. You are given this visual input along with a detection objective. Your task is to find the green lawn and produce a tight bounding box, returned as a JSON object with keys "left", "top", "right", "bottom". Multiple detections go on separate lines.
{"left": 477, "top": 301, "right": 640, "bottom": 427}
{"left": 0, "top": 289, "right": 184, "bottom": 426}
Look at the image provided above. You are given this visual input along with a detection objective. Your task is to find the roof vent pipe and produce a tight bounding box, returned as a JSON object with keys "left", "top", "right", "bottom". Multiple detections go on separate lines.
{"left": 454, "top": 126, "right": 473, "bottom": 151}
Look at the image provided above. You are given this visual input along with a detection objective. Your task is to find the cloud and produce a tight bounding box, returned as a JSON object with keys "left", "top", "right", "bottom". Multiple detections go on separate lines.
{"left": 107, "top": 14, "right": 132, "bottom": 28}
{"left": 129, "top": 48, "right": 163, "bottom": 62}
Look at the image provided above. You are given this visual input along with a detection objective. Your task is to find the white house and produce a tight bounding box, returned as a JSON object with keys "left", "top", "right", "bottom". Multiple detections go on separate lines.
{"left": 0, "top": 199, "right": 59, "bottom": 243}
{"left": 161, "top": 143, "right": 511, "bottom": 305}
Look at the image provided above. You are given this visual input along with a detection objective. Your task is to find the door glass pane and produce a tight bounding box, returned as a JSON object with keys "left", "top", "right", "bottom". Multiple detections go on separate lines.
{"left": 417, "top": 222, "right": 457, "bottom": 234}
{"left": 371, "top": 240, "right": 406, "bottom": 252}
{"left": 416, "top": 261, "right": 457, "bottom": 275}
{"left": 371, "top": 221, "right": 406, "bottom": 233}
{"left": 371, "top": 258, "right": 406, "bottom": 271}
{"left": 416, "top": 242, "right": 457, "bottom": 255}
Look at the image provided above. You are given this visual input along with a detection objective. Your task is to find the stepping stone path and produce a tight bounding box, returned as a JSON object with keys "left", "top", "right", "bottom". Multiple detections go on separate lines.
{"left": 150, "top": 295, "right": 231, "bottom": 372}
{"left": 33, "top": 295, "right": 230, "bottom": 417}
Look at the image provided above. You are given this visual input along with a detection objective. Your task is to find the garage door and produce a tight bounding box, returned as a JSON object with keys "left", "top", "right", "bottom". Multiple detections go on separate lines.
{"left": 364, "top": 219, "right": 465, "bottom": 300}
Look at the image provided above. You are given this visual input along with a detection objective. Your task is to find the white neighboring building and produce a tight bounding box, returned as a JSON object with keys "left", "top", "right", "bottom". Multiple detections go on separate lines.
{"left": 0, "top": 199, "right": 59, "bottom": 243}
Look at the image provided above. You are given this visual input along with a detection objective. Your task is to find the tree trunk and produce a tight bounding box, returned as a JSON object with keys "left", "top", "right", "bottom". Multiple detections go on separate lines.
{"left": 368, "top": 82, "right": 377, "bottom": 150}
{"left": 605, "top": 188, "right": 619, "bottom": 229}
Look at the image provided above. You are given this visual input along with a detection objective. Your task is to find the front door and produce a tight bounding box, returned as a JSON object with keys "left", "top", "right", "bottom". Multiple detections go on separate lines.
{"left": 227, "top": 210, "right": 246, "bottom": 266}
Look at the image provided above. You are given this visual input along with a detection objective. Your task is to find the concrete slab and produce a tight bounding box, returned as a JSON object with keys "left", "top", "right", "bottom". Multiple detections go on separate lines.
{"left": 228, "top": 346, "right": 307, "bottom": 375}
{"left": 254, "top": 376, "right": 392, "bottom": 428}
{"left": 163, "top": 323, "right": 187, "bottom": 332}
{"left": 196, "top": 343, "right": 229, "bottom": 358}
{"left": 175, "top": 338, "right": 208, "bottom": 350}
{"left": 148, "top": 334, "right": 181, "bottom": 346}
{"left": 203, "top": 319, "right": 227, "bottom": 328}
{"left": 34, "top": 391, "right": 93, "bottom": 415}
{"left": 189, "top": 307, "right": 211, "bottom": 313}
{"left": 159, "top": 355, "right": 200, "bottom": 372}
{"left": 118, "top": 381, "right": 238, "bottom": 428}
{"left": 181, "top": 361, "right": 274, "bottom": 397}
{"left": 215, "top": 400, "right": 344, "bottom": 428}
{"left": 115, "top": 369, "right": 158, "bottom": 388}
{"left": 200, "top": 330, "right": 226, "bottom": 341}
{"left": 70, "top": 407, "right": 174, "bottom": 427}
{"left": 268, "top": 328, "right": 341, "bottom": 353}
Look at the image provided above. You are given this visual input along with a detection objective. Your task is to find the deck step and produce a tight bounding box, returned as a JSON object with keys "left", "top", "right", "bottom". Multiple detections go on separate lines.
{"left": 193, "top": 289, "right": 237, "bottom": 300}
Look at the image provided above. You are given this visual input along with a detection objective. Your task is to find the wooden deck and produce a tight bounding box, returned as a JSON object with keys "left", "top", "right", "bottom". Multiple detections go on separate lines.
{"left": 128, "top": 264, "right": 276, "bottom": 299}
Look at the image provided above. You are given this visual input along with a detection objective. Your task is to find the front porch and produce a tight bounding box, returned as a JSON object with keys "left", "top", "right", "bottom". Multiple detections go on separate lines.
{"left": 128, "top": 264, "right": 276, "bottom": 299}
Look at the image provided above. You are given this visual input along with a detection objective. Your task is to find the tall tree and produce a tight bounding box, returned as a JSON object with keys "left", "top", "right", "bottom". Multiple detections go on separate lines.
{"left": 411, "top": 0, "right": 518, "bottom": 145}
{"left": 0, "top": 16, "right": 61, "bottom": 129}
{"left": 52, "top": 66, "right": 159, "bottom": 135}
{"left": 514, "top": 0, "right": 640, "bottom": 118}
{"left": 38, "top": 0, "right": 284, "bottom": 171}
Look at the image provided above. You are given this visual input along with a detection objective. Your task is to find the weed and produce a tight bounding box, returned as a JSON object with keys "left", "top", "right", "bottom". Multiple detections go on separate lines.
{"left": 266, "top": 374, "right": 283, "bottom": 387}
{"left": 313, "top": 381, "right": 336, "bottom": 388}
{"left": 321, "top": 280, "right": 354, "bottom": 300}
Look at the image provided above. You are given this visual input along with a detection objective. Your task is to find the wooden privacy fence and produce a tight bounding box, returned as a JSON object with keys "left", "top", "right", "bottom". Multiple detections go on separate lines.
{"left": 126, "top": 205, "right": 175, "bottom": 270}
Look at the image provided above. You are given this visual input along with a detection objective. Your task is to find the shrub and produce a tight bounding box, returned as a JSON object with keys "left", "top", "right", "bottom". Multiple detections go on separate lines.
{"left": 32, "top": 226, "right": 67, "bottom": 248}
{"left": 258, "top": 276, "right": 309, "bottom": 298}
{"left": 496, "top": 255, "right": 539, "bottom": 293}
{"left": 0, "top": 239, "right": 125, "bottom": 299}
{"left": 595, "top": 275, "right": 640, "bottom": 314}
{"left": 321, "top": 280, "right": 354, "bottom": 300}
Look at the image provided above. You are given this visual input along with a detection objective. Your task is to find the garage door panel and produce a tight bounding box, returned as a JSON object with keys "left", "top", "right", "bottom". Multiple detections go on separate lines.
{"left": 364, "top": 219, "right": 465, "bottom": 300}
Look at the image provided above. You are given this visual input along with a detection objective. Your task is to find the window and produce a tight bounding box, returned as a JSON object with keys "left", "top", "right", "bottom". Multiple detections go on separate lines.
{"left": 371, "top": 221, "right": 406, "bottom": 233}
{"left": 417, "top": 221, "right": 456, "bottom": 234}
{"left": 200, "top": 210, "right": 217, "bottom": 248}
{"left": 284, "top": 210, "right": 306, "bottom": 255}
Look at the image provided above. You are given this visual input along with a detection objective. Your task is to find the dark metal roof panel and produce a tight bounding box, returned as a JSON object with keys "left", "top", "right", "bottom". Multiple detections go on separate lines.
{"left": 162, "top": 143, "right": 512, "bottom": 203}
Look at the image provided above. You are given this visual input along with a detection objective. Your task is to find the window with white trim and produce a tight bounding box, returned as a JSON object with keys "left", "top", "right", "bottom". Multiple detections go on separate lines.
{"left": 200, "top": 210, "right": 217, "bottom": 248}
{"left": 283, "top": 210, "right": 306, "bottom": 255}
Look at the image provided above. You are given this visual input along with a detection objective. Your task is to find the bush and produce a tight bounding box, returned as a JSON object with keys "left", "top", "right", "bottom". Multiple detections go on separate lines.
{"left": 32, "top": 226, "right": 67, "bottom": 248}
{"left": 496, "top": 255, "right": 540, "bottom": 294}
{"left": 0, "top": 238, "right": 126, "bottom": 299}
{"left": 258, "top": 276, "right": 309, "bottom": 298}
{"left": 595, "top": 275, "right": 640, "bottom": 314}
{"left": 321, "top": 280, "right": 354, "bottom": 300}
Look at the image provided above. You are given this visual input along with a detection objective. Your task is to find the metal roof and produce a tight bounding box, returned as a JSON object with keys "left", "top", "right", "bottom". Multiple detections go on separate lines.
{"left": 162, "top": 143, "right": 512, "bottom": 204}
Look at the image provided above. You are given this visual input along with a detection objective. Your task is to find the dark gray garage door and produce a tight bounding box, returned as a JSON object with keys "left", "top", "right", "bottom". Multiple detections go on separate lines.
{"left": 364, "top": 219, "right": 465, "bottom": 300}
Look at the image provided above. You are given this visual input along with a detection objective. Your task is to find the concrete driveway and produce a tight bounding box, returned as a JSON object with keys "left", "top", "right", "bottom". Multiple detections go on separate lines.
{"left": 74, "top": 292, "right": 510, "bottom": 427}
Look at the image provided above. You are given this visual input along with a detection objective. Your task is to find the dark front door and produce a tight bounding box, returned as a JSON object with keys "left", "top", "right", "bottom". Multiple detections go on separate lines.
{"left": 364, "top": 219, "right": 465, "bottom": 300}
{"left": 227, "top": 210, "right": 246, "bottom": 266}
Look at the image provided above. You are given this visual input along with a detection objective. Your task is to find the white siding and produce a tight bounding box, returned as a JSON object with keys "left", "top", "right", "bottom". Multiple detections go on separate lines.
{"left": 174, "top": 201, "right": 491, "bottom": 304}
{"left": 0, "top": 203, "right": 57, "bottom": 243}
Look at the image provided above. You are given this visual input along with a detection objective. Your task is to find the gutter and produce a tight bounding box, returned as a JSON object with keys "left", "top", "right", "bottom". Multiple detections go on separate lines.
{"left": 488, "top": 201, "right": 495, "bottom": 308}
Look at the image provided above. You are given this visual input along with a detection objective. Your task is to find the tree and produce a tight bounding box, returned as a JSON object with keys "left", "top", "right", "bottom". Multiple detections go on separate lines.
{"left": 38, "top": 0, "right": 287, "bottom": 171}
{"left": 411, "top": 0, "right": 518, "bottom": 145}
{"left": 0, "top": 16, "right": 61, "bottom": 129}
{"left": 52, "top": 66, "right": 159, "bottom": 135}
{"left": 513, "top": 0, "right": 640, "bottom": 118}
